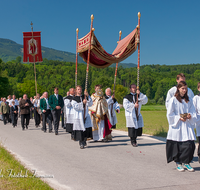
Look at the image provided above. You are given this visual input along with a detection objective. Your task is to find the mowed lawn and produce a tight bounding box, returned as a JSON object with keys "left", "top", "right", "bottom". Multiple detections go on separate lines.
{"left": 116, "top": 105, "right": 168, "bottom": 137}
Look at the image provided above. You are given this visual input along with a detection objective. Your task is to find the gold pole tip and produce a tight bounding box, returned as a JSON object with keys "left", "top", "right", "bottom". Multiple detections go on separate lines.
{"left": 92, "top": 28, "right": 95, "bottom": 31}
{"left": 91, "top": 14, "right": 94, "bottom": 20}
{"left": 76, "top": 28, "right": 79, "bottom": 33}
{"left": 136, "top": 25, "right": 140, "bottom": 28}
{"left": 138, "top": 12, "right": 141, "bottom": 18}
{"left": 119, "top": 31, "right": 122, "bottom": 36}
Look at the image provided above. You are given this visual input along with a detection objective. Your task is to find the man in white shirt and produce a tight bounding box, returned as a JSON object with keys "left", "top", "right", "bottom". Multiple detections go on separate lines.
{"left": 33, "top": 93, "right": 41, "bottom": 128}
{"left": 10, "top": 95, "right": 19, "bottom": 106}
{"left": 165, "top": 73, "right": 194, "bottom": 109}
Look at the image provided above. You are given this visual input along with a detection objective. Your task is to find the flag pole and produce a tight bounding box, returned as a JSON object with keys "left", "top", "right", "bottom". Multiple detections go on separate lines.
{"left": 31, "top": 22, "right": 37, "bottom": 95}
{"left": 75, "top": 28, "right": 79, "bottom": 87}
{"left": 113, "top": 30, "right": 122, "bottom": 97}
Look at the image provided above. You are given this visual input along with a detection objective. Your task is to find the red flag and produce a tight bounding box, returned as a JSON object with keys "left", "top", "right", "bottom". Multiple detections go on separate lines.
{"left": 23, "top": 32, "right": 43, "bottom": 63}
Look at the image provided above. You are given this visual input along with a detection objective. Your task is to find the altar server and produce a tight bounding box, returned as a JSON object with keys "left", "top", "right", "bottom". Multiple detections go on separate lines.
{"left": 193, "top": 82, "right": 200, "bottom": 163}
{"left": 123, "top": 84, "right": 148, "bottom": 147}
{"left": 165, "top": 73, "right": 194, "bottom": 109}
{"left": 166, "top": 81, "right": 196, "bottom": 172}
{"left": 71, "top": 86, "right": 93, "bottom": 149}
{"left": 64, "top": 88, "right": 75, "bottom": 140}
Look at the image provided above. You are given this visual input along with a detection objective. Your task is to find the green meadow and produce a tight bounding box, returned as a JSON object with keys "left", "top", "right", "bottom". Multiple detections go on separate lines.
{"left": 116, "top": 105, "right": 168, "bottom": 137}
{"left": 0, "top": 145, "right": 53, "bottom": 190}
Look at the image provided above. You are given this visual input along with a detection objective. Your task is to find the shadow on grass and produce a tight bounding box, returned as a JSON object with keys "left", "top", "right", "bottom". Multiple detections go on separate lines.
{"left": 153, "top": 126, "right": 167, "bottom": 139}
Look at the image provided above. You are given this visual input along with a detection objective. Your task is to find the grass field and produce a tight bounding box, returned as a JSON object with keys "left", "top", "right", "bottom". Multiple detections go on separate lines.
{"left": 0, "top": 145, "right": 53, "bottom": 190}
{"left": 116, "top": 105, "right": 168, "bottom": 137}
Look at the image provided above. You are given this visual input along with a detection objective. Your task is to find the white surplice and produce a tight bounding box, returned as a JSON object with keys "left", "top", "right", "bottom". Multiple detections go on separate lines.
{"left": 64, "top": 96, "right": 74, "bottom": 124}
{"left": 166, "top": 97, "right": 197, "bottom": 141}
{"left": 193, "top": 95, "right": 200, "bottom": 136}
{"left": 165, "top": 86, "right": 194, "bottom": 109}
{"left": 71, "top": 95, "right": 93, "bottom": 131}
{"left": 123, "top": 93, "right": 148, "bottom": 129}
{"left": 106, "top": 96, "right": 120, "bottom": 126}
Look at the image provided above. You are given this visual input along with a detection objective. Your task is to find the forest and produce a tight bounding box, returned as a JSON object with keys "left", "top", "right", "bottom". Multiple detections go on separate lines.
{"left": 0, "top": 56, "right": 200, "bottom": 104}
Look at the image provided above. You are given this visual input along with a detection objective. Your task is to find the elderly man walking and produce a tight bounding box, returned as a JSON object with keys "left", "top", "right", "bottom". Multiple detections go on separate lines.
{"left": 19, "top": 94, "right": 33, "bottom": 130}
{"left": 40, "top": 92, "right": 53, "bottom": 133}
{"left": 0, "top": 98, "right": 10, "bottom": 125}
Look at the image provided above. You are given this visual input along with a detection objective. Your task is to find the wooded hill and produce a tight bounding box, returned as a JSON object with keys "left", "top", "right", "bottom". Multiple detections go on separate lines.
{"left": 0, "top": 38, "right": 84, "bottom": 63}
{"left": 0, "top": 57, "right": 200, "bottom": 104}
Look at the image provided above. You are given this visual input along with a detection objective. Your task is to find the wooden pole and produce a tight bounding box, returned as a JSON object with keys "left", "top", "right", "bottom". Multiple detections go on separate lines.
{"left": 75, "top": 28, "right": 79, "bottom": 87}
{"left": 137, "top": 12, "right": 141, "bottom": 91}
{"left": 111, "top": 31, "right": 122, "bottom": 116}
{"left": 85, "top": 14, "right": 94, "bottom": 92}
{"left": 136, "top": 12, "right": 141, "bottom": 121}
{"left": 113, "top": 30, "right": 122, "bottom": 97}
{"left": 31, "top": 22, "right": 37, "bottom": 95}
{"left": 83, "top": 14, "right": 94, "bottom": 122}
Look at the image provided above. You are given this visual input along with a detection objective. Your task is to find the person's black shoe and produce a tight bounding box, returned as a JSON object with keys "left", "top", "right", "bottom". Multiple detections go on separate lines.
{"left": 55, "top": 131, "right": 58, "bottom": 135}
{"left": 13, "top": 125, "right": 15, "bottom": 128}
{"left": 26, "top": 126, "right": 28, "bottom": 129}
{"left": 36, "top": 125, "right": 38, "bottom": 128}
{"left": 131, "top": 142, "right": 138, "bottom": 147}
{"left": 49, "top": 130, "right": 53, "bottom": 133}
{"left": 22, "top": 128, "right": 25, "bottom": 130}
{"left": 80, "top": 144, "right": 84, "bottom": 149}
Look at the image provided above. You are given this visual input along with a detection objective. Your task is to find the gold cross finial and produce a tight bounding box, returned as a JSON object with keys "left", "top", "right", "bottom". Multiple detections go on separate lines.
{"left": 30, "top": 21, "right": 33, "bottom": 26}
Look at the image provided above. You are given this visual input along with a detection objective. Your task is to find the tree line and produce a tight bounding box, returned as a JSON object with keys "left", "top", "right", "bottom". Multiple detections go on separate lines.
{"left": 0, "top": 57, "right": 200, "bottom": 104}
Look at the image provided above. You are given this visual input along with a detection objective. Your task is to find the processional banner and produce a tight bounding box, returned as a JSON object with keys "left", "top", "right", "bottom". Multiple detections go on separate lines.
{"left": 23, "top": 32, "right": 43, "bottom": 63}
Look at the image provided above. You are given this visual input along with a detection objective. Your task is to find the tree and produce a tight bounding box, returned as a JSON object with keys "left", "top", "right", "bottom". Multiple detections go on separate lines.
{"left": 113, "top": 84, "right": 128, "bottom": 104}
{"left": 16, "top": 56, "right": 22, "bottom": 63}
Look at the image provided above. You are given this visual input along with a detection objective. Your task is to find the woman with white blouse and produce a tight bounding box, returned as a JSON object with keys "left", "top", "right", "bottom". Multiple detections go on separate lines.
{"left": 166, "top": 81, "right": 197, "bottom": 172}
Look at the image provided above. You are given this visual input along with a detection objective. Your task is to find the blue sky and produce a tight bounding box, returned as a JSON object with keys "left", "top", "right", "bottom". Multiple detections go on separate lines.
{"left": 0, "top": 0, "right": 199, "bottom": 65}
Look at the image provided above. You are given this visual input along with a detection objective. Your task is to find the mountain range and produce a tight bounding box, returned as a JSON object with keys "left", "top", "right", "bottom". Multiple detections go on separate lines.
{"left": 0, "top": 38, "right": 136, "bottom": 67}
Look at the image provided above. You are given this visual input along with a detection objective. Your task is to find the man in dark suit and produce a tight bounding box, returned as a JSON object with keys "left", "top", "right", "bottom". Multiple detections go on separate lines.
{"left": 19, "top": 94, "right": 33, "bottom": 130}
{"left": 11, "top": 100, "right": 18, "bottom": 127}
{"left": 40, "top": 92, "right": 52, "bottom": 133}
{"left": 49, "top": 87, "right": 64, "bottom": 135}
{"left": 0, "top": 98, "right": 10, "bottom": 125}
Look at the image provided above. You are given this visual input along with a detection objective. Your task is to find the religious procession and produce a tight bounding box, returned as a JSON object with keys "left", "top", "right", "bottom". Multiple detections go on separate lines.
{"left": 1, "top": 12, "right": 200, "bottom": 176}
